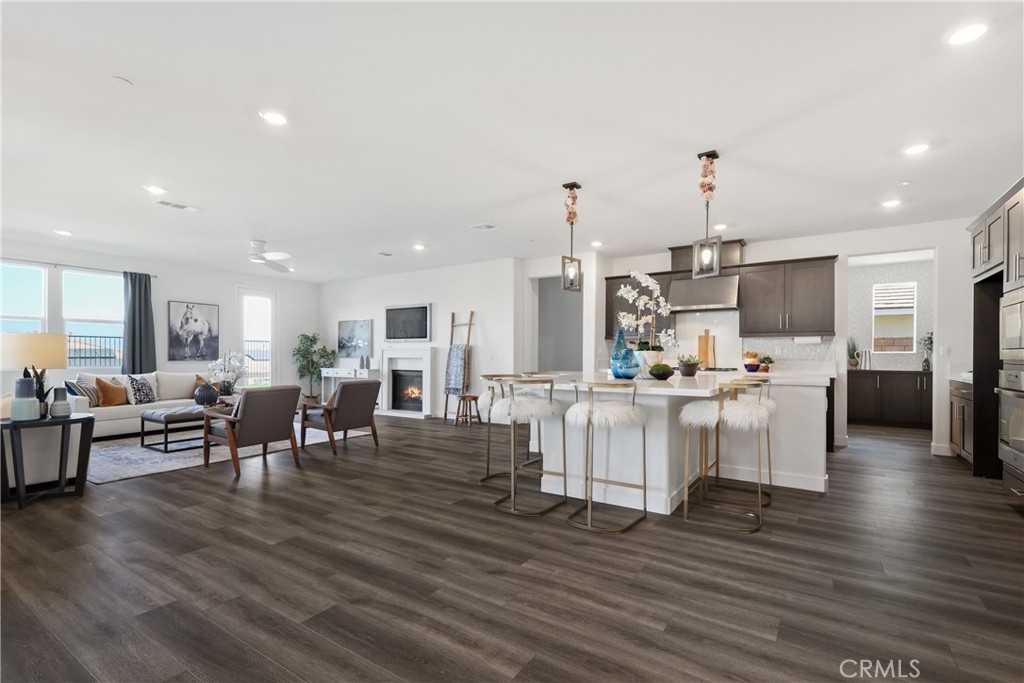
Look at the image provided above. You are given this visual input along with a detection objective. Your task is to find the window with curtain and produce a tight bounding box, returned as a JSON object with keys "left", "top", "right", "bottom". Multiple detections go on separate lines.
{"left": 0, "top": 262, "right": 46, "bottom": 332}
{"left": 63, "top": 270, "right": 125, "bottom": 367}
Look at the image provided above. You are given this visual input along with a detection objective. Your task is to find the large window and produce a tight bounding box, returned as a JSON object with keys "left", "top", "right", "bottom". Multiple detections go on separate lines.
{"left": 872, "top": 282, "right": 917, "bottom": 353}
{"left": 1, "top": 263, "right": 46, "bottom": 332}
{"left": 63, "top": 270, "right": 124, "bottom": 367}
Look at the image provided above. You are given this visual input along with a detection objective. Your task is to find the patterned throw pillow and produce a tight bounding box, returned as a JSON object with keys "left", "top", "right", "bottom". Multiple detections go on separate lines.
{"left": 127, "top": 375, "right": 157, "bottom": 405}
{"left": 66, "top": 379, "right": 99, "bottom": 408}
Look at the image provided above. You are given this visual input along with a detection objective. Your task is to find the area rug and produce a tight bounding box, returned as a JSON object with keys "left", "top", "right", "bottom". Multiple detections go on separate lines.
{"left": 87, "top": 423, "right": 369, "bottom": 484}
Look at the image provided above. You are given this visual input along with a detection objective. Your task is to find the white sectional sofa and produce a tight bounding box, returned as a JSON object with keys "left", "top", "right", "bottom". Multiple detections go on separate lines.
{"left": 74, "top": 370, "right": 210, "bottom": 438}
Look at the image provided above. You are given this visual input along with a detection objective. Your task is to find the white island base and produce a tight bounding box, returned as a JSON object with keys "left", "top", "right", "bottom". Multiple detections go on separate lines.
{"left": 536, "top": 375, "right": 829, "bottom": 516}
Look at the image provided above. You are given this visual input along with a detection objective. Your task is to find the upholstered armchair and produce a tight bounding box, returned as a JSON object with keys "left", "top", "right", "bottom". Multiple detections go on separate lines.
{"left": 300, "top": 379, "right": 380, "bottom": 454}
{"left": 203, "top": 385, "right": 302, "bottom": 477}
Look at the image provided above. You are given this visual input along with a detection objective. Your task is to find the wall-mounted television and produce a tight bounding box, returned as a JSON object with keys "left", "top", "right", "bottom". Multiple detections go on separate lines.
{"left": 385, "top": 304, "right": 431, "bottom": 342}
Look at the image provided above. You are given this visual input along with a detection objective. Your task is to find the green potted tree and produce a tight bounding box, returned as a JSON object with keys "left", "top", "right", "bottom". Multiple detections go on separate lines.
{"left": 847, "top": 338, "right": 859, "bottom": 370}
{"left": 291, "top": 333, "right": 338, "bottom": 400}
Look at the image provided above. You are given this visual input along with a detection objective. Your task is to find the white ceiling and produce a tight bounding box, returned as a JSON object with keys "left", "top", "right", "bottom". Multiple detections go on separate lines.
{"left": 3, "top": 2, "right": 1022, "bottom": 283}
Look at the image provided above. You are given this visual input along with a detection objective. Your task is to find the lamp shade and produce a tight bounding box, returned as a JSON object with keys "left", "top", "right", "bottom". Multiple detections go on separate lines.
{"left": 1, "top": 333, "right": 69, "bottom": 370}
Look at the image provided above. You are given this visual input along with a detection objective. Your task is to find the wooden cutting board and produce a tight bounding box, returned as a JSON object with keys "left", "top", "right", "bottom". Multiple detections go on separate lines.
{"left": 698, "top": 329, "right": 715, "bottom": 368}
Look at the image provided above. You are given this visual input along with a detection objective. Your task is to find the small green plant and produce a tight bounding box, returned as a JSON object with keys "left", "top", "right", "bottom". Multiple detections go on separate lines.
{"left": 677, "top": 354, "right": 700, "bottom": 365}
{"left": 918, "top": 331, "right": 934, "bottom": 354}
{"left": 291, "top": 333, "right": 339, "bottom": 397}
{"left": 650, "top": 363, "right": 674, "bottom": 372}
{"left": 847, "top": 338, "right": 859, "bottom": 360}
{"left": 759, "top": 355, "right": 774, "bottom": 365}
{"left": 23, "top": 366, "right": 52, "bottom": 403}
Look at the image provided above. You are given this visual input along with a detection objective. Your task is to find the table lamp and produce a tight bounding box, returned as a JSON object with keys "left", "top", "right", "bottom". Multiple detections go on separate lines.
{"left": 2, "top": 333, "right": 69, "bottom": 421}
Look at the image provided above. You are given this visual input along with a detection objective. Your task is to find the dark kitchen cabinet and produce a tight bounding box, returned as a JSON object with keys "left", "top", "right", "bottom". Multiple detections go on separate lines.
{"left": 1003, "top": 188, "right": 1024, "bottom": 292}
{"left": 847, "top": 371, "right": 881, "bottom": 422}
{"left": 848, "top": 370, "right": 932, "bottom": 427}
{"left": 972, "top": 209, "right": 1004, "bottom": 277}
{"left": 604, "top": 273, "right": 672, "bottom": 340}
{"left": 949, "top": 381, "right": 974, "bottom": 463}
{"left": 739, "top": 257, "right": 836, "bottom": 336}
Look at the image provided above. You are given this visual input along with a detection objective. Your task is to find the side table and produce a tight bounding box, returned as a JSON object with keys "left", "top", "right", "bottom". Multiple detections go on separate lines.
{"left": 1, "top": 413, "right": 96, "bottom": 510}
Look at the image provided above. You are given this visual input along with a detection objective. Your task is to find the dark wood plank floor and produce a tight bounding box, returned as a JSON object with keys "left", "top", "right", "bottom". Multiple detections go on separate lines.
{"left": 2, "top": 420, "right": 1021, "bottom": 683}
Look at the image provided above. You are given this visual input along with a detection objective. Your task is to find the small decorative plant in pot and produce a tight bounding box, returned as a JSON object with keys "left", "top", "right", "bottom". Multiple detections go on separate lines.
{"left": 292, "top": 332, "right": 339, "bottom": 400}
{"left": 677, "top": 354, "right": 701, "bottom": 377}
{"left": 918, "top": 331, "right": 933, "bottom": 372}
{"left": 758, "top": 355, "right": 774, "bottom": 373}
{"left": 847, "top": 338, "right": 859, "bottom": 369}
{"left": 648, "top": 363, "right": 675, "bottom": 381}
{"left": 24, "top": 366, "right": 52, "bottom": 417}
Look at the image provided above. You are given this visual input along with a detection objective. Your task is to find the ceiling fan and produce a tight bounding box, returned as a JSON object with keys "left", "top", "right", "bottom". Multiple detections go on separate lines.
{"left": 248, "top": 240, "right": 293, "bottom": 273}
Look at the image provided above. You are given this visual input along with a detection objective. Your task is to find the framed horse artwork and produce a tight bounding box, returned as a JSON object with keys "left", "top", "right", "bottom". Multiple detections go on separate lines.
{"left": 168, "top": 301, "right": 220, "bottom": 361}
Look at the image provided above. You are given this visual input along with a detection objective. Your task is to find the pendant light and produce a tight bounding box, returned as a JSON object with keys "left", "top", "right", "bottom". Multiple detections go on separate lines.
{"left": 561, "top": 181, "right": 583, "bottom": 291}
{"left": 692, "top": 150, "right": 722, "bottom": 279}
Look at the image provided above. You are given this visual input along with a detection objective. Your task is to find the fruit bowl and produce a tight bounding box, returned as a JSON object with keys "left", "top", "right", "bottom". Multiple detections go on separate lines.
{"left": 744, "top": 363, "right": 761, "bottom": 373}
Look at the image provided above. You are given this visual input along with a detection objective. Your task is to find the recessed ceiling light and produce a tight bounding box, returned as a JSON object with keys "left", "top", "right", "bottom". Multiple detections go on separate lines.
{"left": 882, "top": 199, "right": 902, "bottom": 208}
{"left": 413, "top": 244, "right": 426, "bottom": 251}
{"left": 591, "top": 241, "right": 603, "bottom": 248}
{"left": 143, "top": 185, "right": 167, "bottom": 195}
{"left": 897, "top": 180, "right": 913, "bottom": 187}
{"left": 287, "top": 267, "right": 295, "bottom": 272}
{"left": 713, "top": 224, "right": 728, "bottom": 231}
{"left": 903, "top": 143, "right": 930, "bottom": 156}
{"left": 259, "top": 110, "right": 288, "bottom": 126}
{"left": 948, "top": 24, "right": 987, "bottom": 45}
{"left": 53, "top": 229, "right": 73, "bottom": 237}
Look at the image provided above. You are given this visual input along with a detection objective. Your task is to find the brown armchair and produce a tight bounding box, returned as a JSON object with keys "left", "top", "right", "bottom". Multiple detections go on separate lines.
{"left": 203, "top": 385, "right": 302, "bottom": 477}
{"left": 300, "top": 379, "right": 381, "bottom": 454}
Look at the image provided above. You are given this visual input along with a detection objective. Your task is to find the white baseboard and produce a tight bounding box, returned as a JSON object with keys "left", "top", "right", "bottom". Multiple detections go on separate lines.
{"left": 931, "top": 442, "right": 952, "bottom": 456}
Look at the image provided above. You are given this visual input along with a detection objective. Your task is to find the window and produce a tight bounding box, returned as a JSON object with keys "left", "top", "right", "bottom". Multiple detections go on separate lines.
{"left": 0, "top": 263, "right": 46, "bottom": 332}
{"left": 240, "top": 290, "right": 275, "bottom": 387}
{"left": 63, "top": 270, "right": 124, "bottom": 367}
{"left": 872, "top": 282, "right": 917, "bottom": 353}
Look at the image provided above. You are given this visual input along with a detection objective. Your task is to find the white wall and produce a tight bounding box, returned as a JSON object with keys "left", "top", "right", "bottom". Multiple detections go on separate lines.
{"left": 1, "top": 239, "right": 321, "bottom": 393}
{"left": 537, "top": 277, "right": 583, "bottom": 371}
{"left": 319, "top": 258, "right": 518, "bottom": 417}
{"left": 605, "top": 216, "right": 974, "bottom": 455}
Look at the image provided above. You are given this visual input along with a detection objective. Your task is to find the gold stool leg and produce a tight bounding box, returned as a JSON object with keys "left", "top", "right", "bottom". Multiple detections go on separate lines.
{"left": 683, "top": 425, "right": 692, "bottom": 521}
{"left": 494, "top": 417, "right": 567, "bottom": 517}
{"left": 567, "top": 420, "right": 647, "bottom": 535}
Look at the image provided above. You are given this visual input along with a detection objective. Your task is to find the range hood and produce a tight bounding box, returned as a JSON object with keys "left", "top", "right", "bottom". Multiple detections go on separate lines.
{"left": 668, "top": 274, "right": 739, "bottom": 312}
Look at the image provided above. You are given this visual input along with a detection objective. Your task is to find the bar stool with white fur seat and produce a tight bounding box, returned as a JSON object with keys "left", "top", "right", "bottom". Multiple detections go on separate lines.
{"left": 679, "top": 398, "right": 721, "bottom": 521}
{"left": 565, "top": 380, "right": 647, "bottom": 534}
{"left": 487, "top": 376, "right": 568, "bottom": 516}
{"left": 717, "top": 379, "right": 773, "bottom": 533}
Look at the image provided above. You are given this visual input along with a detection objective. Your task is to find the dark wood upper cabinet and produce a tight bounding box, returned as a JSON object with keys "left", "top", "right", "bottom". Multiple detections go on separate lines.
{"left": 1003, "top": 188, "right": 1024, "bottom": 292}
{"left": 669, "top": 240, "right": 746, "bottom": 272}
{"left": 603, "top": 273, "right": 673, "bottom": 340}
{"left": 971, "top": 207, "right": 1005, "bottom": 278}
{"left": 738, "top": 257, "right": 836, "bottom": 337}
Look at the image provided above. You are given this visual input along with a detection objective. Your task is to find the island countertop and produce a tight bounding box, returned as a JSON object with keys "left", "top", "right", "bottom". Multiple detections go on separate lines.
{"left": 537, "top": 371, "right": 831, "bottom": 397}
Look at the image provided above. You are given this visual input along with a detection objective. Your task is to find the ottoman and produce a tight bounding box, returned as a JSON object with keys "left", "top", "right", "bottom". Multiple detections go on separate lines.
{"left": 140, "top": 405, "right": 226, "bottom": 453}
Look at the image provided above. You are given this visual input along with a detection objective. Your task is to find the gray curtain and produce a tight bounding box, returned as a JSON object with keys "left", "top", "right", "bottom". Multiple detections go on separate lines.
{"left": 122, "top": 271, "right": 156, "bottom": 374}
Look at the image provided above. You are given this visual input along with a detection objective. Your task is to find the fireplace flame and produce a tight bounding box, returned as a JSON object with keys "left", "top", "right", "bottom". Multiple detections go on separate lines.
{"left": 402, "top": 386, "right": 423, "bottom": 401}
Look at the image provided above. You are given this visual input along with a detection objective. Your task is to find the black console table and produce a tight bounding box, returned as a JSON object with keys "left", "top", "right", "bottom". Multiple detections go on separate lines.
{"left": 1, "top": 413, "right": 95, "bottom": 510}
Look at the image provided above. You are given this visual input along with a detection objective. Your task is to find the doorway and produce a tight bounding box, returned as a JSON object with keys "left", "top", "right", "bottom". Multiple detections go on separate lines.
{"left": 536, "top": 276, "right": 583, "bottom": 372}
{"left": 238, "top": 288, "right": 276, "bottom": 387}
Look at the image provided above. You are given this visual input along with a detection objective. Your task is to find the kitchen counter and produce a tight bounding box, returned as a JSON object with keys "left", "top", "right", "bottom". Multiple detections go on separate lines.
{"left": 527, "top": 370, "right": 831, "bottom": 515}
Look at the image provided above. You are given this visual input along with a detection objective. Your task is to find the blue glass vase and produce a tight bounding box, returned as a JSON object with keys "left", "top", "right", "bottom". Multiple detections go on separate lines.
{"left": 610, "top": 330, "right": 640, "bottom": 379}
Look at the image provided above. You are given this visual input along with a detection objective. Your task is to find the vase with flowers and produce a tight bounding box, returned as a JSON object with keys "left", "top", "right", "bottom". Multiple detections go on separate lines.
{"left": 918, "top": 331, "right": 934, "bottom": 372}
{"left": 209, "top": 351, "right": 248, "bottom": 396}
{"left": 616, "top": 271, "right": 675, "bottom": 378}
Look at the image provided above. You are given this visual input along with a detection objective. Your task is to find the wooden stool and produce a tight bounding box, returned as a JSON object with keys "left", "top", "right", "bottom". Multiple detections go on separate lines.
{"left": 455, "top": 394, "right": 481, "bottom": 426}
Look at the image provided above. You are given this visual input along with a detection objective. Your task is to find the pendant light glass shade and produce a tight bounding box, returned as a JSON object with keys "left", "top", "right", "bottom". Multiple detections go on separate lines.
{"left": 692, "top": 235, "right": 722, "bottom": 278}
{"left": 561, "top": 255, "right": 582, "bottom": 291}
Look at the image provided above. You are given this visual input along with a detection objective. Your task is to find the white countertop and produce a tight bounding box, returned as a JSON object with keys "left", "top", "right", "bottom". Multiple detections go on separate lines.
{"left": 531, "top": 371, "right": 831, "bottom": 397}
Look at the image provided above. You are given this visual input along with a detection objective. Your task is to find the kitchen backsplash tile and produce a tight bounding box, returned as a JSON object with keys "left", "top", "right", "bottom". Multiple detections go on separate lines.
{"left": 742, "top": 336, "right": 836, "bottom": 361}
{"left": 848, "top": 259, "right": 934, "bottom": 371}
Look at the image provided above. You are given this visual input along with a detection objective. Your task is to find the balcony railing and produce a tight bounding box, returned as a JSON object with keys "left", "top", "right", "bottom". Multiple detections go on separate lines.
{"left": 68, "top": 335, "right": 123, "bottom": 367}
{"left": 244, "top": 339, "right": 271, "bottom": 386}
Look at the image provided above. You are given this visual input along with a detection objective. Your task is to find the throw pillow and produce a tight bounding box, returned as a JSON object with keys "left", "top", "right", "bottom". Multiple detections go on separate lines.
{"left": 127, "top": 375, "right": 157, "bottom": 405}
{"left": 68, "top": 379, "right": 100, "bottom": 408}
{"left": 95, "top": 377, "right": 129, "bottom": 407}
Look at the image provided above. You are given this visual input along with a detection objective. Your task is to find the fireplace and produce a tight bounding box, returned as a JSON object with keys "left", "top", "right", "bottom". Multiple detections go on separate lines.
{"left": 391, "top": 370, "right": 424, "bottom": 411}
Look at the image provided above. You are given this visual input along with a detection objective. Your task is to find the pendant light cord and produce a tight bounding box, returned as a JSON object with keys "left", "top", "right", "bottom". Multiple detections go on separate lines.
{"left": 704, "top": 201, "right": 710, "bottom": 240}
{"left": 569, "top": 222, "right": 575, "bottom": 258}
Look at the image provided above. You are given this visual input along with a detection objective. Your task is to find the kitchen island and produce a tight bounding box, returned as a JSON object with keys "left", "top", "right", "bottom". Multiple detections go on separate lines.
{"left": 535, "top": 371, "right": 831, "bottom": 515}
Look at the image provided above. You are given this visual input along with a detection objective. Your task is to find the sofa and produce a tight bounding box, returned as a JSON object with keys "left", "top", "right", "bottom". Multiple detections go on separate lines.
{"left": 73, "top": 371, "right": 212, "bottom": 438}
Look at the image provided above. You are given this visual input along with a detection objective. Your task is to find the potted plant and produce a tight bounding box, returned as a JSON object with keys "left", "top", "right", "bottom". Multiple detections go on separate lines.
{"left": 648, "top": 363, "right": 675, "bottom": 381}
{"left": 758, "top": 355, "right": 774, "bottom": 373}
{"left": 677, "top": 354, "right": 701, "bottom": 377}
{"left": 616, "top": 271, "right": 673, "bottom": 378}
{"left": 847, "top": 338, "right": 859, "bottom": 369}
{"left": 209, "top": 351, "right": 248, "bottom": 396}
{"left": 24, "top": 366, "right": 52, "bottom": 418}
{"left": 292, "top": 332, "right": 338, "bottom": 400}
{"left": 918, "top": 331, "right": 934, "bottom": 371}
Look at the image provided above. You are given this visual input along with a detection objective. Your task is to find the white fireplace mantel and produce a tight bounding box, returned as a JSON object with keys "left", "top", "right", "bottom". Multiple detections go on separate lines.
{"left": 378, "top": 345, "right": 433, "bottom": 419}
